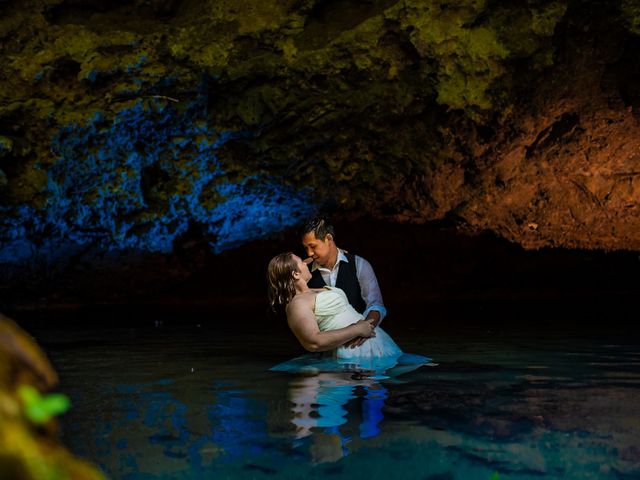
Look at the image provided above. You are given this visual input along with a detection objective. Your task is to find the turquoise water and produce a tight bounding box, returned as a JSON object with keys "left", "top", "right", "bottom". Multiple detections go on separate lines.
{"left": 32, "top": 319, "right": 640, "bottom": 479}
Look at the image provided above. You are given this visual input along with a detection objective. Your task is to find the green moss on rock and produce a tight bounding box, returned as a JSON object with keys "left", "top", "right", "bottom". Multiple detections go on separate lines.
{"left": 392, "top": 0, "right": 566, "bottom": 116}
{"left": 622, "top": 0, "right": 640, "bottom": 34}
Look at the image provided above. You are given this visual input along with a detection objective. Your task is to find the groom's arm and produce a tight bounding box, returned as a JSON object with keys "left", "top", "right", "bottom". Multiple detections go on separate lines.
{"left": 343, "top": 257, "right": 386, "bottom": 349}
{"left": 355, "top": 256, "right": 386, "bottom": 327}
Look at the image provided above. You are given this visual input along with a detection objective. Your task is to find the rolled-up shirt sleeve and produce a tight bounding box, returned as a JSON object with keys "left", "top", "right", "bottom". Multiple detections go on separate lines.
{"left": 355, "top": 256, "right": 387, "bottom": 322}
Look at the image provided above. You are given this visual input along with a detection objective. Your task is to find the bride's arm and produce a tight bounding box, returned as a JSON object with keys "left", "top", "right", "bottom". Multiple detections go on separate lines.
{"left": 286, "top": 299, "right": 374, "bottom": 352}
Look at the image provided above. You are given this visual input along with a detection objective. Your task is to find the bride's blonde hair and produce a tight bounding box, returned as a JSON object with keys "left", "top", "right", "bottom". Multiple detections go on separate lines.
{"left": 267, "top": 252, "right": 299, "bottom": 311}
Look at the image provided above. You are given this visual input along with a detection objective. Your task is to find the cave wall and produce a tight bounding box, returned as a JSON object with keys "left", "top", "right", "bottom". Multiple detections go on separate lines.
{"left": 1, "top": 0, "right": 640, "bottom": 280}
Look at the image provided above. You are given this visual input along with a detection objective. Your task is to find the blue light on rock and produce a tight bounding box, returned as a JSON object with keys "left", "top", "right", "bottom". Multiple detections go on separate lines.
{"left": 0, "top": 95, "right": 316, "bottom": 266}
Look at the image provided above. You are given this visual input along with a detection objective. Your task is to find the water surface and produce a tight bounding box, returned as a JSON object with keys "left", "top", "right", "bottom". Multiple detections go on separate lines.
{"left": 27, "top": 312, "right": 640, "bottom": 480}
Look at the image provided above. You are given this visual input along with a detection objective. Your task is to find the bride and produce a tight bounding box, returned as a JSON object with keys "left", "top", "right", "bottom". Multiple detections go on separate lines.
{"left": 267, "top": 252, "right": 427, "bottom": 374}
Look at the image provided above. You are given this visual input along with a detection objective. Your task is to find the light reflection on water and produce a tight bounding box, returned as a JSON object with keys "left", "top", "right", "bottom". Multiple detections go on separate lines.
{"left": 33, "top": 324, "right": 640, "bottom": 479}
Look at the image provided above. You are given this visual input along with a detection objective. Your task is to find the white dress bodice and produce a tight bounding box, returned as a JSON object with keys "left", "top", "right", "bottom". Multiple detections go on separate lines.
{"left": 314, "top": 287, "right": 402, "bottom": 362}
{"left": 315, "top": 287, "right": 363, "bottom": 330}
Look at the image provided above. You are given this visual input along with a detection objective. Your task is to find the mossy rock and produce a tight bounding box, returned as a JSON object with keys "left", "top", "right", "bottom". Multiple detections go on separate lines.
{"left": 0, "top": 314, "right": 105, "bottom": 480}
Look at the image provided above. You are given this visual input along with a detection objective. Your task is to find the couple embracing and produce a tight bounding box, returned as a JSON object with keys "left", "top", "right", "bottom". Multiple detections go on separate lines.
{"left": 268, "top": 218, "right": 427, "bottom": 375}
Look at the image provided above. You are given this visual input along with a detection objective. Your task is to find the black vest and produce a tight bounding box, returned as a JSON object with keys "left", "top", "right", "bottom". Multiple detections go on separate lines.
{"left": 308, "top": 252, "right": 367, "bottom": 313}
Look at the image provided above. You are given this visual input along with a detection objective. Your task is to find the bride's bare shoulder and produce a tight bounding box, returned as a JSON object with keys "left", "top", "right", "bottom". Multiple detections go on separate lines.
{"left": 287, "top": 292, "right": 315, "bottom": 310}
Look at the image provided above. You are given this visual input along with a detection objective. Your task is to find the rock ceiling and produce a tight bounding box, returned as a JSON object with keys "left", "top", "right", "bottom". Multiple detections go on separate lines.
{"left": 1, "top": 0, "right": 640, "bottom": 270}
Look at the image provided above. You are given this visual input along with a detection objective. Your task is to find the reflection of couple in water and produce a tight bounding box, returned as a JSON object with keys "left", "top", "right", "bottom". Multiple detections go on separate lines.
{"left": 286, "top": 372, "right": 388, "bottom": 463}
{"left": 267, "top": 217, "right": 429, "bottom": 376}
{"left": 267, "top": 218, "right": 429, "bottom": 462}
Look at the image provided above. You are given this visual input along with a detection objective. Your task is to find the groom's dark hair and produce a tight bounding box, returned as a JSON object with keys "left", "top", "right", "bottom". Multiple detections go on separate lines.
{"left": 302, "top": 217, "right": 335, "bottom": 240}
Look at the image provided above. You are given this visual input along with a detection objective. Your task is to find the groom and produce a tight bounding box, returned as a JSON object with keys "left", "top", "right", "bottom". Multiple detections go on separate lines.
{"left": 301, "top": 217, "right": 386, "bottom": 343}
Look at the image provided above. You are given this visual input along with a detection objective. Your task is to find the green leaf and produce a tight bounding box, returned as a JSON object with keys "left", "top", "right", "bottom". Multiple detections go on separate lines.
{"left": 18, "top": 385, "right": 71, "bottom": 425}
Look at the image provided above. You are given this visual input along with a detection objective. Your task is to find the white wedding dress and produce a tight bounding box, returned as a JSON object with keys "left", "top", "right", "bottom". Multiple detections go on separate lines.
{"left": 271, "top": 287, "right": 429, "bottom": 376}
